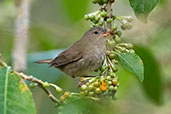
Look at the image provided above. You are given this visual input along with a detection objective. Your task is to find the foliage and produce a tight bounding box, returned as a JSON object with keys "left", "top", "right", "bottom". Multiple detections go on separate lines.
{"left": 0, "top": 66, "right": 36, "bottom": 114}
{"left": 116, "top": 52, "right": 144, "bottom": 82}
{"left": 129, "top": 0, "right": 159, "bottom": 23}
{"left": 0, "top": 0, "right": 165, "bottom": 114}
{"left": 134, "top": 46, "right": 163, "bottom": 104}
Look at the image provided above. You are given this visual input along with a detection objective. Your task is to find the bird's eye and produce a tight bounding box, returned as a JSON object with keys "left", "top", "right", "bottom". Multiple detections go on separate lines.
{"left": 94, "top": 31, "right": 99, "bottom": 34}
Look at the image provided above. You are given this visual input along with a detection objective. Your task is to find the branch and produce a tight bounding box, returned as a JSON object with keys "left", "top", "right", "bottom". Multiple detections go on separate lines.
{"left": 14, "top": 72, "right": 61, "bottom": 104}
{"left": 0, "top": 58, "right": 61, "bottom": 104}
{"left": 13, "top": 0, "right": 31, "bottom": 72}
{"left": 106, "top": 1, "right": 112, "bottom": 30}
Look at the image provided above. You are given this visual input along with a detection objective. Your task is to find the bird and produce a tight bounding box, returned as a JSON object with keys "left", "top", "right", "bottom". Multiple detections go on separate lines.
{"left": 35, "top": 27, "right": 109, "bottom": 78}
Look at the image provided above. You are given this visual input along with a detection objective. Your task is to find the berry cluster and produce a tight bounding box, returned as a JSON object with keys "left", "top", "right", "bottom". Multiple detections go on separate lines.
{"left": 79, "top": 76, "right": 119, "bottom": 97}
{"left": 79, "top": 0, "right": 135, "bottom": 99}
{"left": 84, "top": 0, "right": 133, "bottom": 31}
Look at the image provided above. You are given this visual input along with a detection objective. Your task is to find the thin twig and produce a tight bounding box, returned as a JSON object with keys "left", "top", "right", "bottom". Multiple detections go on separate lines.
{"left": 13, "top": 72, "right": 61, "bottom": 104}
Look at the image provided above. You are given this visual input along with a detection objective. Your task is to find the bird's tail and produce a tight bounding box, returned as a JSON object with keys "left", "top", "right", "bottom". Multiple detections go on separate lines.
{"left": 34, "top": 59, "right": 53, "bottom": 64}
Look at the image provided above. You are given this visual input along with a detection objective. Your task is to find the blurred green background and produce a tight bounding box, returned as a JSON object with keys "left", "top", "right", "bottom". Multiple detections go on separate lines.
{"left": 0, "top": 0, "right": 171, "bottom": 114}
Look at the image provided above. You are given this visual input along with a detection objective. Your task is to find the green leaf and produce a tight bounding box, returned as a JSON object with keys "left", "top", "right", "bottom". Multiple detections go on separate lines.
{"left": 129, "top": 0, "right": 159, "bottom": 23}
{"left": 116, "top": 52, "right": 144, "bottom": 82}
{"left": 0, "top": 67, "right": 36, "bottom": 114}
{"left": 134, "top": 46, "right": 163, "bottom": 105}
{"left": 61, "top": 0, "right": 89, "bottom": 22}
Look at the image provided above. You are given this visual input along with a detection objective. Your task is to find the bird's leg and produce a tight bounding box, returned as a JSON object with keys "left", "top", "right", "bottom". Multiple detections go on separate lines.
{"left": 73, "top": 76, "right": 92, "bottom": 87}
{"left": 73, "top": 77, "right": 85, "bottom": 87}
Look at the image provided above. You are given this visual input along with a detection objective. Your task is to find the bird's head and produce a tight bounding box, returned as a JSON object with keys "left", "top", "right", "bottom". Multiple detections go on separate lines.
{"left": 82, "top": 27, "right": 109, "bottom": 42}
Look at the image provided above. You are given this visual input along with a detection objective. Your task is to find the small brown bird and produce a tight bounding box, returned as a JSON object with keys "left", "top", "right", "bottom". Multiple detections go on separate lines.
{"left": 35, "top": 27, "right": 109, "bottom": 78}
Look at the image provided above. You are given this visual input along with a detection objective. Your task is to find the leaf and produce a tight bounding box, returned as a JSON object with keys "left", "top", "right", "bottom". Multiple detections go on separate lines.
{"left": 61, "top": 0, "right": 89, "bottom": 22}
{"left": 129, "top": 0, "right": 159, "bottom": 23}
{"left": 116, "top": 52, "right": 144, "bottom": 82}
{"left": 0, "top": 67, "right": 36, "bottom": 114}
{"left": 134, "top": 45, "right": 163, "bottom": 105}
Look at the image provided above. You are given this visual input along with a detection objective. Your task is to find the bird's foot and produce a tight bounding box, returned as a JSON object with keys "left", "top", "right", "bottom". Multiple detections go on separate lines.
{"left": 74, "top": 77, "right": 89, "bottom": 87}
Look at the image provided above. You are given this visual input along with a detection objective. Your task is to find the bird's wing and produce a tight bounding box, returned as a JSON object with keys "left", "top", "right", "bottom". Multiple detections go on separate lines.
{"left": 50, "top": 49, "right": 83, "bottom": 67}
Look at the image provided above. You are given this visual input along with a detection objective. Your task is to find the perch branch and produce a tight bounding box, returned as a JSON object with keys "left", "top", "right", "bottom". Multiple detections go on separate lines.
{"left": 0, "top": 58, "right": 61, "bottom": 104}
{"left": 106, "top": 0, "right": 113, "bottom": 30}
{"left": 14, "top": 72, "right": 61, "bottom": 104}
{"left": 12, "top": 0, "right": 31, "bottom": 72}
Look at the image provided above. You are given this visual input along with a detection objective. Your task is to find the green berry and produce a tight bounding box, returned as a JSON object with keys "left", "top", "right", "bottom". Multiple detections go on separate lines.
{"left": 115, "top": 36, "right": 121, "bottom": 42}
{"left": 126, "top": 43, "right": 133, "bottom": 49}
{"left": 56, "top": 87, "right": 62, "bottom": 93}
{"left": 86, "top": 82, "right": 90, "bottom": 86}
{"left": 60, "top": 96, "right": 65, "bottom": 101}
{"left": 88, "top": 85, "right": 94, "bottom": 91}
{"left": 103, "top": 0, "right": 108, "bottom": 3}
{"left": 114, "top": 86, "right": 118, "bottom": 91}
{"left": 80, "top": 85, "right": 87, "bottom": 91}
{"left": 81, "top": 90, "right": 88, "bottom": 96}
{"left": 112, "top": 67, "right": 118, "bottom": 72}
{"left": 127, "top": 17, "right": 133, "bottom": 22}
{"left": 95, "top": 88, "right": 102, "bottom": 94}
{"left": 115, "top": 31, "right": 122, "bottom": 37}
{"left": 90, "top": 15, "right": 95, "bottom": 20}
{"left": 121, "top": 25, "right": 127, "bottom": 30}
{"left": 30, "top": 83, "right": 36, "bottom": 88}
{"left": 108, "top": 72, "right": 116, "bottom": 77}
{"left": 108, "top": 40, "right": 116, "bottom": 48}
{"left": 64, "top": 91, "right": 70, "bottom": 97}
{"left": 100, "top": 66, "right": 107, "bottom": 71}
{"left": 109, "top": 53, "right": 116, "bottom": 59}
{"left": 109, "top": 85, "right": 115, "bottom": 91}
{"left": 112, "top": 79, "right": 118, "bottom": 85}
{"left": 125, "top": 23, "right": 133, "bottom": 30}
{"left": 112, "top": 25, "right": 118, "bottom": 31}
{"left": 106, "top": 18, "right": 112, "bottom": 23}
{"left": 106, "top": 76, "right": 112, "bottom": 81}
{"left": 98, "top": 21, "right": 103, "bottom": 26}
{"left": 84, "top": 90, "right": 89, "bottom": 96}
{"left": 84, "top": 15, "right": 89, "bottom": 20}
{"left": 89, "top": 91, "right": 95, "bottom": 96}
{"left": 100, "top": 11, "right": 107, "bottom": 17}
{"left": 107, "top": 81, "right": 112, "bottom": 85}
{"left": 80, "top": 91, "right": 85, "bottom": 95}
{"left": 90, "top": 24, "right": 95, "bottom": 28}
{"left": 92, "top": 19, "right": 98, "bottom": 24}
{"left": 43, "top": 82, "right": 50, "bottom": 88}
{"left": 100, "top": 76, "right": 105, "bottom": 81}
{"left": 129, "top": 49, "right": 135, "bottom": 53}
{"left": 94, "top": 81, "right": 100, "bottom": 87}
{"left": 95, "top": 17, "right": 100, "bottom": 22}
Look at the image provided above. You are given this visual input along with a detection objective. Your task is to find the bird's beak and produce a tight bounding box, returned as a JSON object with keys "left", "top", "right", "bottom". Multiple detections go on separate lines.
{"left": 103, "top": 32, "right": 110, "bottom": 37}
